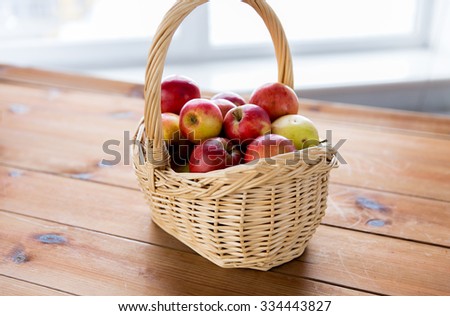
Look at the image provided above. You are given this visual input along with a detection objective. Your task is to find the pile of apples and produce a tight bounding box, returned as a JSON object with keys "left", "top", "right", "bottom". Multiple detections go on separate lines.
{"left": 160, "top": 75, "right": 319, "bottom": 173}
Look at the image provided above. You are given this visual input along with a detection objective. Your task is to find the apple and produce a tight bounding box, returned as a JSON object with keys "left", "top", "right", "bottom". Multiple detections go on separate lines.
{"left": 211, "top": 91, "right": 246, "bottom": 106}
{"left": 211, "top": 98, "right": 237, "bottom": 118}
{"left": 244, "top": 134, "right": 296, "bottom": 163}
{"left": 223, "top": 104, "right": 271, "bottom": 144}
{"left": 215, "top": 137, "right": 242, "bottom": 166}
{"left": 161, "top": 75, "right": 201, "bottom": 114}
{"left": 249, "top": 82, "right": 299, "bottom": 121}
{"left": 168, "top": 138, "right": 192, "bottom": 171}
{"left": 179, "top": 98, "right": 223, "bottom": 143}
{"left": 171, "top": 160, "right": 190, "bottom": 173}
{"left": 162, "top": 112, "right": 192, "bottom": 169}
{"left": 189, "top": 137, "right": 241, "bottom": 173}
{"left": 271, "top": 114, "right": 319, "bottom": 150}
{"left": 161, "top": 113, "right": 181, "bottom": 144}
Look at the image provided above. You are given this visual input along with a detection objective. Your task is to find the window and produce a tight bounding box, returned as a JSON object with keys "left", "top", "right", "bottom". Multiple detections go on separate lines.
{"left": 211, "top": 0, "right": 423, "bottom": 44}
{"left": 206, "top": 0, "right": 431, "bottom": 58}
{"left": 0, "top": 0, "right": 433, "bottom": 68}
{"left": 0, "top": 0, "right": 175, "bottom": 41}
{"left": 0, "top": 0, "right": 176, "bottom": 68}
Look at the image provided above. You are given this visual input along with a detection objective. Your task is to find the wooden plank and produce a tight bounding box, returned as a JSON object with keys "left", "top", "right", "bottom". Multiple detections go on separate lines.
{"left": 323, "top": 184, "right": 450, "bottom": 247}
{"left": 1, "top": 65, "right": 449, "bottom": 135}
{"left": 276, "top": 225, "right": 450, "bottom": 296}
{"left": 1, "top": 82, "right": 449, "bottom": 201}
{"left": 0, "top": 212, "right": 367, "bottom": 296}
{"left": 1, "top": 65, "right": 448, "bottom": 297}
{"left": 2, "top": 166, "right": 449, "bottom": 249}
{"left": 300, "top": 98, "right": 450, "bottom": 136}
{"left": 324, "top": 122, "right": 450, "bottom": 202}
{"left": 0, "top": 82, "right": 141, "bottom": 189}
{"left": 1, "top": 165, "right": 449, "bottom": 297}
{"left": 0, "top": 166, "right": 187, "bottom": 252}
{"left": 0, "top": 275, "right": 71, "bottom": 295}
{"left": 0, "top": 64, "right": 144, "bottom": 98}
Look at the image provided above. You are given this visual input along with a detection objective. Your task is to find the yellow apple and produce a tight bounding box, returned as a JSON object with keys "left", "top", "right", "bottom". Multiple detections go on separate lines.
{"left": 161, "top": 113, "right": 181, "bottom": 144}
{"left": 271, "top": 114, "right": 319, "bottom": 150}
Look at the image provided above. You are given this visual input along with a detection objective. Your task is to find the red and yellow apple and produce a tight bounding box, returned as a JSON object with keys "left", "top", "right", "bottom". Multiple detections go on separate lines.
{"left": 161, "top": 75, "right": 201, "bottom": 114}
{"left": 211, "top": 91, "right": 246, "bottom": 106}
{"left": 223, "top": 104, "right": 271, "bottom": 144}
{"left": 249, "top": 82, "right": 299, "bottom": 121}
{"left": 179, "top": 98, "right": 223, "bottom": 143}
{"left": 244, "top": 134, "right": 296, "bottom": 163}
{"left": 189, "top": 137, "right": 241, "bottom": 173}
{"left": 271, "top": 114, "right": 319, "bottom": 150}
{"left": 161, "top": 113, "right": 181, "bottom": 144}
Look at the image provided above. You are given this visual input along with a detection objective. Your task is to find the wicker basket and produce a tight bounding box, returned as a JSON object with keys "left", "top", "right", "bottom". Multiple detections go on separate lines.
{"left": 133, "top": 0, "right": 338, "bottom": 271}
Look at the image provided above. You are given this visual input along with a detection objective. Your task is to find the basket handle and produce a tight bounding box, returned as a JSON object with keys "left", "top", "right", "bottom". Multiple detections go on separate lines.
{"left": 143, "top": 0, "right": 294, "bottom": 164}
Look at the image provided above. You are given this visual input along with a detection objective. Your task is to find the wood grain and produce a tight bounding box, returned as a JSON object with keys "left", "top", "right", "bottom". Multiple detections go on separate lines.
{"left": 1, "top": 166, "right": 448, "bottom": 295}
{"left": 0, "top": 64, "right": 144, "bottom": 98}
{"left": 0, "top": 82, "right": 141, "bottom": 188}
{"left": 2, "top": 65, "right": 448, "bottom": 135}
{"left": 300, "top": 98, "right": 450, "bottom": 136}
{"left": 0, "top": 166, "right": 187, "bottom": 252}
{"left": 1, "top": 82, "right": 449, "bottom": 201}
{"left": 1, "top": 65, "right": 449, "bottom": 296}
{"left": 2, "top": 166, "right": 449, "bottom": 249}
{"left": 320, "top": 121, "right": 450, "bottom": 202}
{"left": 278, "top": 225, "right": 450, "bottom": 296}
{"left": 323, "top": 184, "right": 450, "bottom": 247}
{"left": 0, "top": 275, "right": 71, "bottom": 296}
{"left": 0, "top": 212, "right": 366, "bottom": 296}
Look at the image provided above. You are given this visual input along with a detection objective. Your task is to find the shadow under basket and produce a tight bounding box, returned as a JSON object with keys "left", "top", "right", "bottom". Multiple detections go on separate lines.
{"left": 132, "top": 0, "right": 339, "bottom": 271}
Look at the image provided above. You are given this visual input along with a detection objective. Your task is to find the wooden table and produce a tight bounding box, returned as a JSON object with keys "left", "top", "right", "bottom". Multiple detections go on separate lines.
{"left": 0, "top": 64, "right": 449, "bottom": 296}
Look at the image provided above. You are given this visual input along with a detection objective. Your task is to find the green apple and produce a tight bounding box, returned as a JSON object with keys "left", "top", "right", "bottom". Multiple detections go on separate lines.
{"left": 271, "top": 114, "right": 319, "bottom": 150}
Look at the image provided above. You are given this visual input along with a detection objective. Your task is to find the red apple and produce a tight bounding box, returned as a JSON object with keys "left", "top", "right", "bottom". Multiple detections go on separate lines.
{"left": 249, "top": 82, "right": 299, "bottom": 121}
{"left": 179, "top": 98, "right": 223, "bottom": 143}
{"left": 215, "top": 137, "right": 242, "bottom": 166}
{"left": 223, "top": 104, "right": 271, "bottom": 144}
{"left": 244, "top": 134, "right": 296, "bottom": 163}
{"left": 211, "top": 98, "right": 237, "bottom": 118}
{"left": 211, "top": 91, "right": 246, "bottom": 106}
{"left": 189, "top": 137, "right": 242, "bottom": 173}
{"left": 161, "top": 75, "right": 201, "bottom": 114}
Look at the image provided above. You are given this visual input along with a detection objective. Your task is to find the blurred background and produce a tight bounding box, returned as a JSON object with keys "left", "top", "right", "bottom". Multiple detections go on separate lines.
{"left": 0, "top": 0, "right": 449, "bottom": 113}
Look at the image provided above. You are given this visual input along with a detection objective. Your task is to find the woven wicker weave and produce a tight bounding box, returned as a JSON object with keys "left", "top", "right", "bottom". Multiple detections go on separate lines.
{"left": 133, "top": 0, "right": 338, "bottom": 271}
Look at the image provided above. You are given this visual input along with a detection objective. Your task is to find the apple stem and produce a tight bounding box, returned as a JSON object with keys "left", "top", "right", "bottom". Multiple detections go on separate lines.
{"left": 233, "top": 110, "right": 243, "bottom": 122}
